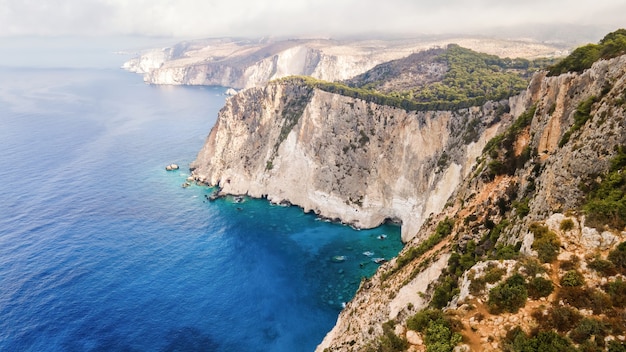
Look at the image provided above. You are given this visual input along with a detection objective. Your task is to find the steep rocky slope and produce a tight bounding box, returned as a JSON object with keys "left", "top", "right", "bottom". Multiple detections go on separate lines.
{"left": 316, "top": 54, "right": 626, "bottom": 351}
{"left": 123, "top": 37, "right": 563, "bottom": 88}
{"left": 189, "top": 32, "right": 626, "bottom": 351}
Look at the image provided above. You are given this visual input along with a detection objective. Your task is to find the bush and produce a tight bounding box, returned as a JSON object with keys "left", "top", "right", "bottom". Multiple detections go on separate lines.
{"left": 483, "top": 265, "right": 506, "bottom": 284}
{"left": 514, "top": 198, "right": 531, "bottom": 219}
{"left": 431, "top": 275, "right": 459, "bottom": 309}
{"left": 570, "top": 318, "right": 609, "bottom": 345}
{"left": 608, "top": 241, "right": 626, "bottom": 274}
{"left": 603, "top": 278, "right": 626, "bottom": 308}
{"left": 608, "top": 341, "right": 626, "bottom": 352}
{"left": 560, "top": 218, "right": 575, "bottom": 231}
{"left": 377, "top": 320, "right": 408, "bottom": 352}
{"left": 557, "top": 287, "right": 613, "bottom": 314}
{"left": 588, "top": 256, "right": 618, "bottom": 276}
{"left": 505, "top": 327, "right": 574, "bottom": 352}
{"left": 493, "top": 244, "right": 520, "bottom": 260}
{"left": 407, "top": 309, "right": 444, "bottom": 331}
{"left": 527, "top": 277, "right": 554, "bottom": 299}
{"left": 533, "top": 305, "right": 583, "bottom": 332}
{"left": 530, "top": 223, "right": 561, "bottom": 263}
{"left": 561, "top": 270, "right": 585, "bottom": 287}
{"left": 583, "top": 148, "right": 626, "bottom": 230}
{"left": 559, "top": 255, "right": 580, "bottom": 271}
{"left": 424, "top": 321, "right": 462, "bottom": 352}
{"left": 407, "top": 310, "right": 461, "bottom": 352}
{"left": 469, "top": 276, "right": 486, "bottom": 296}
{"left": 487, "top": 273, "right": 528, "bottom": 314}
{"left": 548, "top": 29, "right": 626, "bottom": 76}
{"left": 521, "top": 258, "right": 546, "bottom": 277}
{"left": 558, "top": 95, "right": 599, "bottom": 147}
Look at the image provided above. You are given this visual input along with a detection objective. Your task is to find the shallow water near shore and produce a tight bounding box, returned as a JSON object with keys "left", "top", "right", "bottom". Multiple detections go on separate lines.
{"left": 0, "top": 67, "right": 402, "bottom": 351}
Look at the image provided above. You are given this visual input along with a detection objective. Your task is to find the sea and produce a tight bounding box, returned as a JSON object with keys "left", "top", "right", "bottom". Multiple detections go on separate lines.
{"left": 0, "top": 41, "right": 402, "bottom": 351}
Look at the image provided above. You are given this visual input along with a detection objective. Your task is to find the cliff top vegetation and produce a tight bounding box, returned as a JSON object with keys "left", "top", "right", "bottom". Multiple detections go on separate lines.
{"left": 279, "top": 44, "right": 553, "bottom": 112}
{"left": 548, "top": 29, "right": 626, "bottom": 76}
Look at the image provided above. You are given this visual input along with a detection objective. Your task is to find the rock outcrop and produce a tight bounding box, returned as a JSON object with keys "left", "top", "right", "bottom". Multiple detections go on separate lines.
{"left": 191, "top": 79, "right": 512, "bottom": 242}
{"left": 123, "top": 37, "right": 563, "bottom": 89}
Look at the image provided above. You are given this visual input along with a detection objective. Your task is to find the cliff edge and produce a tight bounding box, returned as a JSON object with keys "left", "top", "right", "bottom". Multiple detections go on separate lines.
{"left": 190, "top": 78, "right": 519, "bottom": 242}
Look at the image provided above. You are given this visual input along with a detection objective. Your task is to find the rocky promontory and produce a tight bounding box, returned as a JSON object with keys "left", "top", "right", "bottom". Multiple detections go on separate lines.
{"left": 190, "top": 77, "right": 517, "bottom": 241}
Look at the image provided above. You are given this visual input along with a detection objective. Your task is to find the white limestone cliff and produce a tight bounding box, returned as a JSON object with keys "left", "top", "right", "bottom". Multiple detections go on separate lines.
{"left": 190, "top": 80, "right": 513, "bottom": 242}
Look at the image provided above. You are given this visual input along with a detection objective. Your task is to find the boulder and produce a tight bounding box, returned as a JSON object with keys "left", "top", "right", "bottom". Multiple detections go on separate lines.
{"left": 406, "top": 330, "right": 423, "bottom": 346}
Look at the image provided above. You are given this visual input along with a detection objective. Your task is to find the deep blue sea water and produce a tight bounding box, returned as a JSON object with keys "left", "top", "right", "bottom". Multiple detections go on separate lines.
{"left": 0, "top": 66, "right": 402, "bottom": 351}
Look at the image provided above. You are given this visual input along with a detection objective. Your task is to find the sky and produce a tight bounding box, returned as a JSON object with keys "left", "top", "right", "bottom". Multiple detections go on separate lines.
{"left": 1, "top": 0, "right": 625, "bottom": 39}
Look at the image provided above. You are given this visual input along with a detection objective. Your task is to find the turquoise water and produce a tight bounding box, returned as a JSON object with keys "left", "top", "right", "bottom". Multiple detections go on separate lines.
{"left": 0, "top": 66, "right": 402, "bottom": 351}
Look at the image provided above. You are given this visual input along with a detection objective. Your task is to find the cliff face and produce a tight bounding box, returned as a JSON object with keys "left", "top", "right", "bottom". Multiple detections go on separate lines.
{"left": 123, "top": 37, "right": 563, "bottom": 89}
{"left": 191, "top": 80, "right": 510, "bottom": 241}
{"left": 316, "top": 55, "right": 626, "bottom": 351}
{"left": 191, "top": 53, "right": 626, "bottom": 351}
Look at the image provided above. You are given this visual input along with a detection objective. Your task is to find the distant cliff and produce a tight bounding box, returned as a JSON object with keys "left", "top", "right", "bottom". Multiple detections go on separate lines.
{"left": 122, "top": 37, "right": 563, "bottom": 89}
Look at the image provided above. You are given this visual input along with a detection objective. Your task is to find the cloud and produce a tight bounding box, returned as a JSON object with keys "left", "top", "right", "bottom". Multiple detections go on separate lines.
{"left": 0, "top": 0, "right": 625, "bottom": 38}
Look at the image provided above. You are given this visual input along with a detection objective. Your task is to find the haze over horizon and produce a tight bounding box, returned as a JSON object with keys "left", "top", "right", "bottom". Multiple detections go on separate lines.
{"left": 1, "top": 0, "right": 625, "bottom": 41}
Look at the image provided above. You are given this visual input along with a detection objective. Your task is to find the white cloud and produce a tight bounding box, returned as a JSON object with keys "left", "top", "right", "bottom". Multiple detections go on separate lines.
{"left": 0, "top": 0, "right": 624, "bottom": 38}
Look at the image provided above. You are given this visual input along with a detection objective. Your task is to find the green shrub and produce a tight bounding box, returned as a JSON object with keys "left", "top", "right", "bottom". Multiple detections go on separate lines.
{"left": 530, "top": 223, "right": 560, "bottom": 263}
{"left": 377, "top": 320, "right": 408, "bottom": 352}
{"left": 557, "top": 287, "right": 613, "bottom": 314}
{"left": 493, "top": 244, "right": 520, "bottom": 260}
{"left": 505, "top": 327, "right": 574, "bottom": 352}
{"left": 559, "top": 218, "right": 575, "bottom": 231}
{"left": 407, "top": 310, "right": 461, "bottom": 352}
{"left": 407, "top": 309, "right": 444, "bottom": 332}
{"left": 560, "top": 270, "right": 585, "bottom": 287}
{"left": 608, "top": 341, "right": 626, "bottom": 352}
{"left": 608, "top": 241, "right": 626, "bottom": 274}
{"left": 521, "top": 258, "right": 546, "bottom": 278}
{"left": 430, "top": 276, "right": 459, "bottom": 309}
{"left": 527, "top": 277, "right": 554, "bottom": 299}
{"left": 483, "top": 106, "right": 537, "bottom": 179}
{"left": 603, "top": 278, "right": 626, "bottom": 308}
{"left": 424, "top": 321, "right": 462, "bottom": 352}
{"left": 559, "top": 255, "right": 580, "bottom": 271}
{"left": 548, "top": 29, "right": 626, "bottom": 76}
{"left": 487, "top": 273, "right": 528, "bottom": 314}
{"left": 514, "top": 198, "right": 530, "bottom": 219}
{"left": 483, "top": 265, "right": 506, "bottom": 284}
{"left": 570, "top": 318, "right": 609, "bottom": 345}
{"left": 533, "top": 305, "right": 583, "bottom": 332}
{"left": 558, "top": 95, "right": 598, "bottom": 147}
{"left": 469, "top": 276, "right": 486, "bottom": 296}
{"left": 583, "top": 148, "right": 626, "bottom": 230}
{"left": 588, "top": 256, "right": 618, "bottom": 276}
{"left": 488, "top": 220, "right": 509, "bottom": 243}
